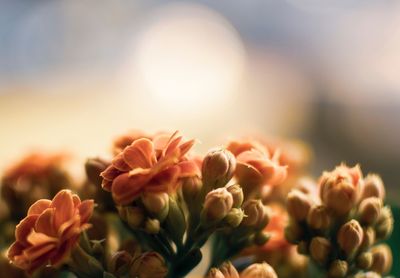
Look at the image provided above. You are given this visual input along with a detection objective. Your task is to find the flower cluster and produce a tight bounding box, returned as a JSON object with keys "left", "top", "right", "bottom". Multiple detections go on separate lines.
{"left": 285, "top": 164, "right": 394, "bottom": 277}
{"left": 2, "top": 130, "right": 396, "bottom": 278}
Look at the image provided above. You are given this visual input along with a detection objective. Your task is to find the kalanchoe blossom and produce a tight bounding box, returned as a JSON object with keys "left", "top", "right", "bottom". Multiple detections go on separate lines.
{"left": 7, "top": 190, "right": 94, "bottom": 273}
{"left": 101, "top": 131, "right": 199, "bottom": 205}
{"left": 227, "top": 140, "right": 288, "bottom": 191}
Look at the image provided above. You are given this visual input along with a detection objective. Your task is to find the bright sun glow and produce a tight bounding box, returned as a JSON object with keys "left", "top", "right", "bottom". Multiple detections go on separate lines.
{"left": 132, "top": 3, "right": 246, "bottom": 112}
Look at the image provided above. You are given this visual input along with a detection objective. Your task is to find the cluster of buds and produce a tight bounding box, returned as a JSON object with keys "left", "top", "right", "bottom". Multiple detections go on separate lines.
{"left": 285, "top": 164, "right": 394, "bottom": 277}
{"left": 207, "top": 261, "right": 278, "bottom": 278}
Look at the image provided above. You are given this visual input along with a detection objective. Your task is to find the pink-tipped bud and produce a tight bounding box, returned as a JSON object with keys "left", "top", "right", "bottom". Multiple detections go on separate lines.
{"left": 220, "top": 261, "right": 239, "bottom": 278}
{"left": 226, "top": 184, "right": 244, "bottom": 208}
{"left": 201, "top": 187, "right": 233, "bottom": 224}
{"left": 358, "top": 197, "right": 382, "bottom": 225}
{"left": 241, "top": 200, "right": 270, "bottom": 230}
{"left": 337, "top": 220, "right": 364, "bottom": 256}
{"left": 361, "top": 174, "right": 385, "bottom": 200}
{"left": 287, "top": 189, "right": 313, "bottom": 221}
{"left": 207, "top": 268, "right": 225, "bottom": 278}
{"left": 202, "top": 148, "right": 236, "bottom": 189}
{"left": 240, "top": 262, "right": 277, "bottom": 278}
{"left": 370, "top": 244, "right": 393, "bottom": 275}
{"left": 375, "top": 206, "right": 394, "bottom": 240}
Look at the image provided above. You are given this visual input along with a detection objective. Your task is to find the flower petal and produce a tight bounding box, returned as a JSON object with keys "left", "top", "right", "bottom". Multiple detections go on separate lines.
{"left": 51, "top": 190, "right": 74, "bottom": 230}
{"left": 177, "top": 160, "right": 200, "bottom": 177}
{"left": 101, "top": 165, "right": 121, "bottom": 181}
{"left": 112, "top": 173, "right": 148, "bottom": 205}
{"left": 123, "top": 138, "right": 156, "bottom": 169}
{"left": 78, "top": 200, "right": 94, "bottom": 224}
{"left": 112, "top": 153, "right": 131, "bottom": 171}
{"left": 28, "top": 199, "right": 52, "bottom": 216}
{"left": 34, "top": 208, "right": 56, "bottom": 236}
{"left": 15, "top": 215, "right": 38, "bottom": 245}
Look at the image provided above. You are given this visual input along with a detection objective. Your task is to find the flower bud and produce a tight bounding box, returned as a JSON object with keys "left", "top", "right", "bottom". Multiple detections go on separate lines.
{"left": 328, "top": 260, "right": 348, "bottom": 278}
{"left": 370, "top": 245, "right": 392, "bottom": 275}
{"left": 202, "top": 148, "right": 236, "bottom": 189}
{"left": 337, "top": 220, "right": 363, "bottom": 256}
{"left": 360, "top": 227, "right": 375, "bottom": 250}
{"left": 207, "top": 268, "right": 225, "bottom": 278}
{"left": 124, "top": 206, "right": 145, "bottom": 228}
{"left": 253, "top": 231, "right": 271, "bottom": 246}
{"left": 108, "top": 251, "right": 132, "bottom": 276}
{"left": 241, "top": 200, "right": 270, "bottom": 230}
{"left": 85, "top": 158, "right": 110, "bottom": 187}
{"left": 375, "top": 206, "right": 394, "bottom": 240}
{"left": 287, "top": 189, "right": 313, "bottom": 221}
{"left": 358, "top": 197, "right": 382, "bottom": 225}
{"left": 201, "top": 187, "right": 233, "bottom": 224}
{"left": 307, "top": 205, "right": 331, "bottom": 230}
{"left": 129, "top": 252, "right": 168, "bottom": 278}
{"left": 220, "top": 261, "right": 239, "bottom": 278}
{"left": 225, "top": 208, "right": 244, "bottom": 227}
{"left": 181, "top": 176, "right": 202, "bottom": 203}
{"left": 357, "top": 252, "right": 373, "bottom": 270}
{"left": 145, "top": 218, "right": 160, "bottom": 234}
{"left": 240, "top": 262, "right": 277, "bottom": 278}
{"left": 361, "top": 174, "right": 385, "bottom": 200}
{"left": 142, "top": 192, "right": 169, "bottom": 221}
{"left": 284, "top": 220, "right": 304, "bottom": 244}
{"left": 226, "top": 184, "right": 244, "bottom": 208}
{"left": 319, "top": 164, "right": 362, "bottom": 215}
{"left": 310, "top": 237, "right": 331, "bottom": 264}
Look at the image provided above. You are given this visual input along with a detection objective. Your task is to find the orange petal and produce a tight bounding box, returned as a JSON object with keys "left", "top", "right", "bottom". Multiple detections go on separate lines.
{"left": 145, "top": 166, "right": 180, "bottom": 193}
{"left": 28, "top": 199, "right": 52, "bottom": 216}
{"left": 112, "top": 153, "right": 131, "bottom": 171}
{"left": 34, "top": 208, "right": 56, "bottom": 236}
{"left": 123, "top": 138, "right": 156, "bottom": 169}
{"left": 27, "top": 231, "right": 58, "bottom": 246}
{"left": 51, "top": 190, "right": 75, "bottom": 230}
{"left": 101, "top": 165, "right": 121, "bottom": 181}
{"left": 78, "top": 200, "right": 94, "bottom": 224}
{"left": 58, "top": 215, "right": 81, "bottom": 241}
{"left": 112, "top": 173, "right": 148, "bottom": 205}
{"left": 72, "top": 194, "right": 81, "bottom": 208}
{"left": 179, "top": 139, "right": 195, "bottom": 157}
{"left": 7, "top": 241, "right": 24, "bottom": 259}
{"left": 15, "top": 215, "right": 38, "bottom": 245}
{"left": 235, "top": 162, "right": 263, "bottom": 186}
{"left": 177, "top": 160, "right": 200, "bottom": 177}
{"left": 23, "top": 241, "right": 57, "bottom": 262}
{"left": 102, "top": 179, "right": 113, "bottom": 191}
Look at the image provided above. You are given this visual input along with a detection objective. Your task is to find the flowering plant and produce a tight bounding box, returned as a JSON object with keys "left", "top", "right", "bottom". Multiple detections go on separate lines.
{"left": 0, "top": 130, "right": 395, "bottom": 278}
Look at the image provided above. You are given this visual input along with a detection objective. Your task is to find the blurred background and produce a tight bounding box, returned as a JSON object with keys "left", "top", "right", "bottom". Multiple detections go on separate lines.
{"left": 0, "top": 0, "right": 399, "bottom": 203}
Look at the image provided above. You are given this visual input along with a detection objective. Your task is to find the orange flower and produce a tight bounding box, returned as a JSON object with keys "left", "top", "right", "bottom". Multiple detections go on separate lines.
{"left": 112, "top": 130, "right": 153, "bottom": 155}
{"left": 227, "top": 140, "right": 287, "bottom": 189}
{"left": 7, "top": 190, "right": 94, "bottom": 273}
{"left": 262, "top": 203, "right": 290, "bottom": 252}
{"left": 101, "top": 131, "right": 199, "bottom": 205}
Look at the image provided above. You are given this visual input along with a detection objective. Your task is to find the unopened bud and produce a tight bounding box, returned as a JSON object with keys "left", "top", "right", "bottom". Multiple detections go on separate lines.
{"left": 207, "top": 268, "right": 224, "bottom": 278}
{"left": 240, "top": 262, "right": 277, "bottom": 278}
{"left": 337, "top": 220, "right": 363, "bottom": 256}
{"left": 108, "top": 251, "right": 132, "bottom": 276}
{"left": 253, "top": 231, "right": 271, "bottom": 246}
{"left": 287, "top": 189, "right": 313, "bottom": 221}
{"left": 226, "top": 184, "right": 244, "bottom": 208}
{"left": 219, "top": 261, "right": 239, "bottom": 278}
{"left": 201, "top": 187, "right": 233, "bottom": 224}
{"left": 328, "top": 260, "right": 348, "bottom": 278}
{"left": 361, "top": 174, "right": 385, "bottom": 200}
{"left": 357, "top": 252, "right": 373, "bottom": 270}
{"left": 307, "top": 205, "right": 331, "bottom": 230}
{"left": 241, "top": 200, "right": 270, "bottom": 230}
{"left": 360, "top": 227, "right": 376, "bottom": 250}
{"left": 358, "top": 197, "right": 382, "bottom": 225}
{"left": 145, "top": 218, "right": 160, "bottom": 234}
{"left": 370, "top": 244, "right": 392, "bottom": 275}
{"left": 122, "top": 206, "right": 145, "bottom": 228}
{"left": 225, "top": 208, "right": 244, "bottom": 227}
{"left": 284, "top": 220, "right": 304, "bottom": 244}
{"left": 142, "top": 192, "right": 169, "bottom": 221}
{"left": 310, "top": 237, "right": 331, "bottom": 264}
{"left": 129, "top": 252, "right": 167, "bottom": 278}
{"left": 85, "top": 157, "right": 109, "bottom": 186}
{"left": 375, "top": 206, "right": 394, "bottom": 240}
{"left": 182, "top": 176, "right": 202, "bottom": 203}
{"left": 202, "top": 148, "right": 236, "bottom": 189}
